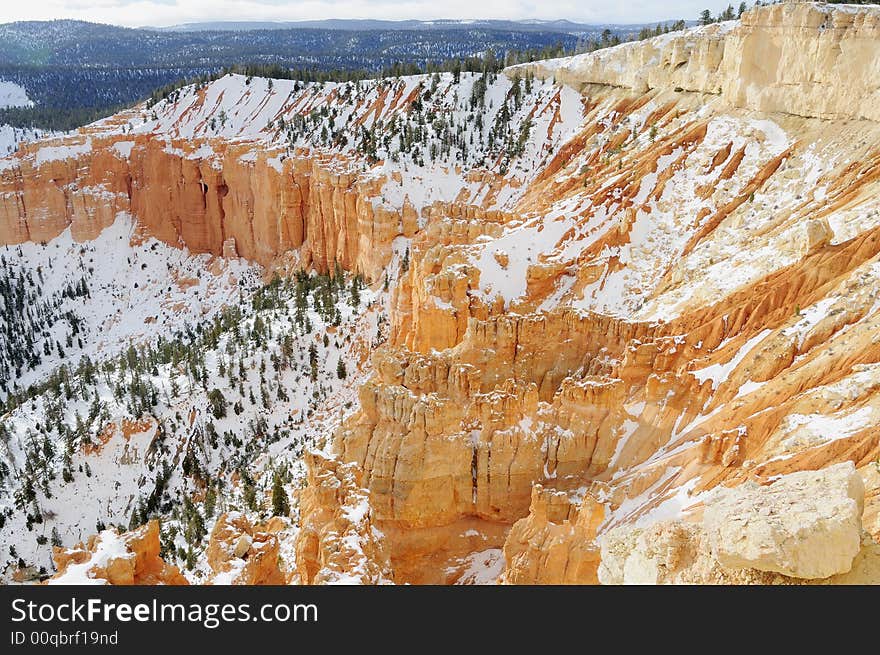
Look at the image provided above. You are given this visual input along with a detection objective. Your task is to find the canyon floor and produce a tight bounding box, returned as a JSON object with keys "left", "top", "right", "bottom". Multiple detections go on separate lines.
{"left": 1, "top": 1, "right": 879, "bottom": 585}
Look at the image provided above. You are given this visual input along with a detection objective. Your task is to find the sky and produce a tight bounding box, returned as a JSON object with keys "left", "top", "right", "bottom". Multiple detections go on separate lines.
{"left": 0, "top": 1, "right": 750, "bottom": 28}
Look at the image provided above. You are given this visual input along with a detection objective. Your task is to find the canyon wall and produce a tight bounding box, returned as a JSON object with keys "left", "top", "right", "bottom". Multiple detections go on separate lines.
{"left": 328, "top": 3, "right": 880, "bottom": 583}
{"left": 0, "top": 135, "right": 405, "bottom": 279}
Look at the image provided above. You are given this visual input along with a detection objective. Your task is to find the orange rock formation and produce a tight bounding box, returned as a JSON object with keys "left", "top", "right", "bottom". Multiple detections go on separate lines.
{"left": 47, "top": 520, "right": 187, "bottom": 585}
{"left": 205, "top": 512, "right": 287, "bottom": 585}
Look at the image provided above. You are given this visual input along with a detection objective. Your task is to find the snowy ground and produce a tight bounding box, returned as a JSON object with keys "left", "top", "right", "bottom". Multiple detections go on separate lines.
{"left": 90, "top": 70, "right": 585, "bottom": 214}
{"left": 1, "top": 214, "right": 259, "bottom": 395}
{"left": 0, "top": 79, "right": 48, "bottom": 157}
{"left": 0, "top": 125, "right": 50, "bottom": 157}
{"left": 0, "top": 80, "right": 32, "bottom": 110}
{"left": 0, "top": 216, "right": 389, "bottom": 581}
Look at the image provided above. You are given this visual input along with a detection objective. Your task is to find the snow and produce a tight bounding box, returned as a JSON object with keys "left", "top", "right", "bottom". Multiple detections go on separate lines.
{"left": 0, "top": 210, "right": 387, "bottom": 578}
{"left": 526, "top": 110, "right": 794, "bottom": 320}
{"left": 210, "top": 558, "right": 245, "bottom": 585}
{"left": 829, "top": 3, "right": 880, "bottom": 15}
{"left": 734, "top": 379, "right": 768, "bottom": 399}
{"left": 111, "top": 141, "right": 135, "bottom": 159}
{"left": 691, "top": 329, "right": 771, "bottom": 391}
{"left": 47, "top": 529, "right": 130, "bottom": 585}
{"left": 0, "top": 125, "right": 50, "bottom": 158}
{"left": 469, "top": 214, "right": 575, "bottom": 307}
{"left": 2, "top": 214, "right": 255, "bottom": 393}
{"left": 537, "top": 274, "right": 576, "bottom": 312}
{"left": 188, "top": 143, "right": 215, "bottom": 160}
{"left": 779, "top": 406, "right": 875, "bottom": 450}
{"left": 783, "top": 297, "right": 838, "bottom": 346}
{"left": 621, "top": 116, "right": 795, "bottom": 322}
{"left": 603, "top": 466, "right": 704, "bottom": 530}
{"left": 341, "top": 496, "right": 371, "bottom": 525}
{"left": 131, "top": 71, "right": 585, "bottom": 213}
{"left": 817, "top": 362, "right": 880, "bottom": 399}
{"left": 35, "top": 139, "right": 92, "bottom": 165}
{"left": 608, "top": 418, "right": 640, "bottom": 470}
{"left": 0, "top": 80, "right": 32, "bottom": 109}
{"left": 378, "top": 164, "right": 472, "bottom": 213}
{"left": 518, "top": 19, "right": 737, "bottom": 83}
{"left": 452, "top": 548, "right": 504, "bottom": 585}
{"left": 748, "top": 119, "right": 793, "bottom": 152}
{"left": 630, "top": 476, "right": 701, "bottom": 528}
{"left": 6, "top": 26, "right": 879, "bottom": 583}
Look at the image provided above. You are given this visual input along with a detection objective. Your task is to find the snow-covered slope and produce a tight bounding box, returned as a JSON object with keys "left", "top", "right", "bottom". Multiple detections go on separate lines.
{"left": 0, "top": 215, "right": 257, "bottom": 395}
{"left": 0, "top": 125, "right": 48, "bottom": 157}
{"left": 0, "top": 80, "right": 32, "bottom": 109}
{"left": 0, "top": 214, "right": 387, "bottom": 581}
{"left": 111, "top": 70, "right": 585, "bottom": 213}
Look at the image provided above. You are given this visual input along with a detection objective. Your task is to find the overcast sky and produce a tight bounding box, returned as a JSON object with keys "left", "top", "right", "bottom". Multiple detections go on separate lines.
{"left": 0, "top": 1, "right": 749, "bottom": 28}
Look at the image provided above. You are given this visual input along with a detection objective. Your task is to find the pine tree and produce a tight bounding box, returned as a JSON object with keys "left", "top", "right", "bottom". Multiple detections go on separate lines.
{"left": 208, "top": 388, "right": 226, "bottom": 419}
{"left": 243, "top": 477, "right": 257, "bottom": 511}
{"left": 350, "top": 275, "right": 361, "bottom": 307}
{"left": 204, "top": 485, "right": 217, "bottom": 518}
{"left": 309, "top": 343, "right": 319, "bottom": 382}
{"left": 336, "top": 358, "right": 347, "bottom": 380}
{"left": 271, "top": 471, "right": 290, "bottom": 517}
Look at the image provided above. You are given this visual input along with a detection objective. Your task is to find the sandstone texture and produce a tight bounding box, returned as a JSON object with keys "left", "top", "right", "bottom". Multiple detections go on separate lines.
{"left": 294, "top": 450, "right": 393, "bottom": 584}
{"left": 703, "top": 462, "right": 863, "bottom": 578}
{"left": 599, "top": 462, "right": 880, "bottom": 585}
{"left": 500, "top": 484, "right": 604, "bottom": 584}
{"left": 0, "top": 139, "right": 400, "bottom": 279}
{"left": 515, "top": 1, "right": 880, "bottom": 121}
{"left": 206, "top": 512, "right": 288, "bottom": 585}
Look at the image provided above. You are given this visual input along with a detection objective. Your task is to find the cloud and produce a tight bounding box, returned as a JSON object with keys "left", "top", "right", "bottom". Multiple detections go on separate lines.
{"left": 2, "top": 0, "right": 748, "bottom": 27}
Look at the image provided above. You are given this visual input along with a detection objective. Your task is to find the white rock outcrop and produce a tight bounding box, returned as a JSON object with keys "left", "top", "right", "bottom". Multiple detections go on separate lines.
{"left": 511, "top": 2, "right": 880, "bottom": 122}
{"left": 599, "top": 462, "right": 872, "bottom": 584}
{"left": 703, "top": 462, "right": 864, "bottom": 579}
{"left": 723, "top": 2, "right": 880, "bottom": 121}
{"left": 511, "top": 21, "right": 730, "bottom": 96}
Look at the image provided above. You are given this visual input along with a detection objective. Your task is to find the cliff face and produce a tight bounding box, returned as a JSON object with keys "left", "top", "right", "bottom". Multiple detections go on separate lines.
{"left": 205, "top": 513, "right": 289, "bottom": 585}
{"left": 7, "top": 2, "right": 880, "bottom": 585}
{"left": 294, "top": 451, "right": 393, "bottom": 585}
{"left": 500, "top": 485, "right": 604, "bottom": 584}
{"left": 0, "top": 68, "right": 576, "bottom": 280}
{"left": 518, "top": 2, "right": 880, "bottom": 122}
{"left": 723, "top": 2, "right": 880, "bottom": 121}
{"left": 518, "top": 21, "right": 730, "bottom": 97}
{"left": 0, "top": 135, "right": 402, "bottom": 279}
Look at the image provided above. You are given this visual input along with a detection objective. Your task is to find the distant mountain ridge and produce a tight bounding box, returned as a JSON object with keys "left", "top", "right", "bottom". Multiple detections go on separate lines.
{"left": 152, "top": 18, "right": 657, "bottom": 33}
{"left": 0, "top": 19, "right": 596, "bottom": 68}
